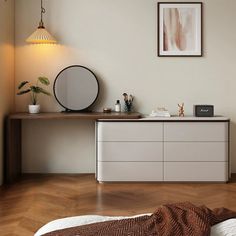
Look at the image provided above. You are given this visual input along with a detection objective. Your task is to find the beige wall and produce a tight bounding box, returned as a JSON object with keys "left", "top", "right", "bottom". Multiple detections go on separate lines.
{"left": 0, "top": 0, "right": 15, "bottom": 185}
{"left": 15, "top": 0, "right": 236, "bottom": 173}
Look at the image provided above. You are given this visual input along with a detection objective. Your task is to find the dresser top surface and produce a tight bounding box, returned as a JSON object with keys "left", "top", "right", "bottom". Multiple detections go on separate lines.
{"left": 141, "top": 116, "right": 230, "bottom": 121}
{"left": 98, "top": 116, "right": 230, "bottom": 122}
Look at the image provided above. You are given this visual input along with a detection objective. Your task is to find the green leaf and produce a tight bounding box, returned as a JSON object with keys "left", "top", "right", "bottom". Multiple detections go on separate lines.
{"left": 18, "top": 81, "right": 29, "bottom": 90}
{"left": 38, "top": 77, "right": 50, "bottom": 86}
{"left": 30, "top": 86, "right": 41, "bottom": 94}
{"left": 31, "top": 86, "right": 51, "bottom": 96}
{"left": 17, "top": 89, "right": 31, "bottom": 95}
{"left": 38, "top": 87, "right": 51, "bottom": 96}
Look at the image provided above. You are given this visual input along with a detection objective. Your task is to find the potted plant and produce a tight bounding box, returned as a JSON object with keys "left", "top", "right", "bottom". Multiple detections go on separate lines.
{"left": 17, "top": 77, "right": 51, "bottom": 114}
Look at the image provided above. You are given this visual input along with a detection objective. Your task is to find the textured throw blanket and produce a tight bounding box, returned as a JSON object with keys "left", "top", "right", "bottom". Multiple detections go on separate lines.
{"left": 43, "top": 202, "right": 236, "bottom": 236}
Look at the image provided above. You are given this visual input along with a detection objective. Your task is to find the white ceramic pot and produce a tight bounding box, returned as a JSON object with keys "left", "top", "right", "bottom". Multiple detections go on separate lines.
{"left": 28, "top": 105, "right": 40, "bottom": 114}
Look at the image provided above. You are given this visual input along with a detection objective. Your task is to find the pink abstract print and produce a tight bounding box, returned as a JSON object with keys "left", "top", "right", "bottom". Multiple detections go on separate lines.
{"left": 163, "top": 8, "right": 196, "bottom": 52}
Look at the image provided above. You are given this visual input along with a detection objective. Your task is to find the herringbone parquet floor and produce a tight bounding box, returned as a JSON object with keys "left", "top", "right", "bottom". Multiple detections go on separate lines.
{"left": 0, "top": 174, "right": 236, "bottom": 236}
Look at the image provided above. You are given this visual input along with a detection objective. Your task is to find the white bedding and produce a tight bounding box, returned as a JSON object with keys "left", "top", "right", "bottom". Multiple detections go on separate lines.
{"left": 35, "top": 215, "right": 236, "bottom": 236}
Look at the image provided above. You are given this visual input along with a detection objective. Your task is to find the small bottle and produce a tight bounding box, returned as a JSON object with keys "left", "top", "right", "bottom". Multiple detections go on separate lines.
{"left": 115, "top": 100, "right": 121, "bottom": 112}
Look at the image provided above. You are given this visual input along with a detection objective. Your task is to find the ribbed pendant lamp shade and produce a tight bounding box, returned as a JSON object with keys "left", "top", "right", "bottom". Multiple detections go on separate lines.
{"left": 26, "top": 0, "right": 57, "bottom": 44}
{"left": 26, "top": 27, "right": 57, "bottom": 44}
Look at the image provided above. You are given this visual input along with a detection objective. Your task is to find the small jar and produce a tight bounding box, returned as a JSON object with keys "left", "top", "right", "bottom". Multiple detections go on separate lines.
{"left": 115, "top": 100, "right": 121, "bottom": 112}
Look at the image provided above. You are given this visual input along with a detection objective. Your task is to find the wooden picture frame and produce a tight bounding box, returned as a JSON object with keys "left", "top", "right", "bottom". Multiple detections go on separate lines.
{"left": 158, "top": 2, "right": 203, "bottom": 57}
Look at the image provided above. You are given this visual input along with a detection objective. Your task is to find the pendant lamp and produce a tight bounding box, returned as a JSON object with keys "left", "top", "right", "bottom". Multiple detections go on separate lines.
{"left": 26, "top": 0, "right": 57, "bottom": 44}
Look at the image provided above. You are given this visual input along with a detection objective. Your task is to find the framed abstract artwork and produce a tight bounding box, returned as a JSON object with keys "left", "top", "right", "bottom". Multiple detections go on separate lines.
{"left": 158, "top": 2, "right": 203, "bottom": 57}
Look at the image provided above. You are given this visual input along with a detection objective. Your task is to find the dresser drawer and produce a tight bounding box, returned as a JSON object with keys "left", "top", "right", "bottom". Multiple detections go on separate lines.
{"left": 164, "top": 122, "right": 228, "bottom": 141}
{"left": 164, "top": 142, "right": 228, "bottom": 162}
{"left": 97, "top": 162, "right": 163, "bottom": 181}
{"left": 98, "top": 142, "right": 163, "bottom": 162}
{"left": 97, "top": 122, "right": 163, "bottom": 141}
{"left": 164, "top": 162, "right": 228, "bottom": 182}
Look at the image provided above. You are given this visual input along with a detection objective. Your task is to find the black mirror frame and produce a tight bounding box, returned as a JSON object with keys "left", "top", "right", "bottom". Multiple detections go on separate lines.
{"left": 53, "top": 65, "right": 100, "bottom": 112}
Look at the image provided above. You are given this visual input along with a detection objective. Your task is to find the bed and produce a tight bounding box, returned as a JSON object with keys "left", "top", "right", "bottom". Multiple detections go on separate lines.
{"left": 35, "top": 214, "right": 236, "bottom": 236}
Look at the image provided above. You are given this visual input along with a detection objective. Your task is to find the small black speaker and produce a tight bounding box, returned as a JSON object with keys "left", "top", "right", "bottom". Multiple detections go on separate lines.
{"left": 194, "top": 105, "right": 214, "bottom": 117}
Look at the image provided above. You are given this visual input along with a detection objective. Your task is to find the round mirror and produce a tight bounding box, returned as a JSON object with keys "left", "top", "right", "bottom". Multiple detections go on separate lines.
{"left": 53, "top": 65, "right": 99, "bottom": 111}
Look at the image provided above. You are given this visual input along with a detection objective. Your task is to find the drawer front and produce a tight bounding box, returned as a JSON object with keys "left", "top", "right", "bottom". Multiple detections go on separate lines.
{"left": 164, "top": 122, "right": 228, "bottom": 141}
{"left": 164, "top": 142, "right": 228, "bottom": 162}
{"left": 164, "top": 162, "right": 228, "bottom": 182}
{"left": 97, "top": 122, "right": 163, "bottom": 141}
{"left": 98, "top": 142, "right": 163, "bottom": 162}
{"left": 97, "top": 162, "right": 163, "bottom": 181}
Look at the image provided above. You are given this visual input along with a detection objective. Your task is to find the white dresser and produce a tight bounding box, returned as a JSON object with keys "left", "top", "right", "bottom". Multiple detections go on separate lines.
{"left": 96, "top": 117, "right": 230, "bottom": 182}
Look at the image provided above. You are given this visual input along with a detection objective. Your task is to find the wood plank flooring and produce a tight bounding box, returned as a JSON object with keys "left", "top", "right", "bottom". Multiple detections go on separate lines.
{"left": 1, "top": 174, "right": 236, "bottom": 236}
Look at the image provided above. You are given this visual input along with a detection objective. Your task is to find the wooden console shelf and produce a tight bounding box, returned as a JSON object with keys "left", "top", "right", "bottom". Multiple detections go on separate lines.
{"left": 9, "top": 112, "right": 142, "bottom": 120}
{"left": 6, "top": 112, "right": 141, "bottom": 184}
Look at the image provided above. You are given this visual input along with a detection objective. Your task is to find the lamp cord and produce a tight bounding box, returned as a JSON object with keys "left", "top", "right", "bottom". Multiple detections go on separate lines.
{"left": 39, "top": 0, "right": 46, "bottom": 28}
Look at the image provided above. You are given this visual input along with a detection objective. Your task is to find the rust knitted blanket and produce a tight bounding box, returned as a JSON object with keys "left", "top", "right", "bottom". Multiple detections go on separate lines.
{"left": 43, "top": 202, "right": 236, "bottom": 236}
